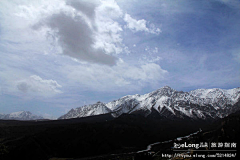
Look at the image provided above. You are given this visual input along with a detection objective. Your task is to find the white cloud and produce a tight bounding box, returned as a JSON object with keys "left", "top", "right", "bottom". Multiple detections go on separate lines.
{"left": 16, "top": 75, "right": 62, "bottom": 96}
{"left": 139, "top": 46, "right": 162, "bottom": 63}
{"left": 93, "top": 0, "right": 125, "bottom": 55}
{"left": 140, "top": 56, "right": 162, "bottom": 63}
{"left": 0, "top": 0, "right": 69, "bottom": 57}
{"left": 64, "top": 61, "right": 168, "bottom": 92}
{"left": 153, "top": 47, "right": 158, "bottom": 53}
{"left": 122, "top": 63, "right": 167, "bottom": 83}
{"left": 96, "top": 0, "right": 123, "bottom": 19}
{"left": 124, "top": 13, "right": 161, "bottom": 34}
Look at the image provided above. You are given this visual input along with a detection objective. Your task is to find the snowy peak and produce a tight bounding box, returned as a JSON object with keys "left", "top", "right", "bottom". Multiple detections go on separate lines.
{"left": 59, "top": 87, "right": 240, "bottom": 120}
{"left": 59, "top": 101, "right": 112, "bottom": 119}
{"left": 189, "top": 88, "right": 240, "bottom": 108}
{"left": 9, "top": 111, "right": 30, "bottom": 118}
{"left": 149, "top": 86, "right": 175, "bottom": 97}
{"left": 0, "top": 111, "right": 44, "bottom": 120}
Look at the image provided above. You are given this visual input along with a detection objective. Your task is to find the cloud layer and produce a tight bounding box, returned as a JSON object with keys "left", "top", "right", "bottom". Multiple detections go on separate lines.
{"left": 64, "top": 61, "right": 168, "bottom": 92}
{"left": 124, "top": 13, "right": 161, "bottom": 34}
{"left": 17, "top": 75, "right": 62, "bottom": 96}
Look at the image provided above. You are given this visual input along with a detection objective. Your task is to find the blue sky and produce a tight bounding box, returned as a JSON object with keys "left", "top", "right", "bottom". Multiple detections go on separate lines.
{"left": 0, "top": 0, "right": 239, "bottom": 118}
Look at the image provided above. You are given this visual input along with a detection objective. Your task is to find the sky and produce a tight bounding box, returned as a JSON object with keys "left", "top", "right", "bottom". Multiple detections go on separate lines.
{"left": 0, "top": 0, "right": 239, "bottom": 118}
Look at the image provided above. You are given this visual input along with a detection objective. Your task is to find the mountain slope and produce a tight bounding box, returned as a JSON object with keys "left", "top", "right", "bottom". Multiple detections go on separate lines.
{"left": 59, "top": 86, "right": 240, "bottom": 120}
{"left": 0, "top": 111, "right": 43, "bottom": 120}
{"left": 58, "top": 101, "right": 112, "bottom": 119}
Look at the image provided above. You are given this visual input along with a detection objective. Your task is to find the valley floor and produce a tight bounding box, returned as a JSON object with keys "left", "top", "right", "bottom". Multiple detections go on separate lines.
{"left": 0, "top": 112, "right": 239, "bottom": 160}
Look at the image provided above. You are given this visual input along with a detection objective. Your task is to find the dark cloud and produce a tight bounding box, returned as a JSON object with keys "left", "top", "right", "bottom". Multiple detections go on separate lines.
{"left": 34, "top": 12, "right": 117, "bottom": 66}
{"left": 17, "top": 82, "right": 29, "bottom": 93}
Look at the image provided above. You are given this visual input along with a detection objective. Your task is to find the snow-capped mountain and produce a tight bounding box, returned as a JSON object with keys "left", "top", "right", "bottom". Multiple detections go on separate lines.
{"left": 0, "top": 111, "right": 44, "bottom": 120}
{"left": 58, "top": 101, "right": 112, "bottom": 119}
{"left": 59, "top": 86, "right": 240, "bottom": 120}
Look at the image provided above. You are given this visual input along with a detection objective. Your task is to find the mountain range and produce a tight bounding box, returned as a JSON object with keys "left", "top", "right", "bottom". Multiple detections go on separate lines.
{"left": 0, "top": 111, "right": 43, "bottom": 120}
{"left": 59, "top": 86, "right": 240, "bottom": 120}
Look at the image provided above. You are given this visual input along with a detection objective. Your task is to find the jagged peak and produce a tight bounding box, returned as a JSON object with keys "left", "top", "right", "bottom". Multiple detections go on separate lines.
{"left": 10, "top": 111, "right": 30, "bottom": 116}
{"left": 161, "top": 86, "right": 172, "bottom": 89}
{"left": 89, "top": 101, "right": 110, "bottom": 109}
{"left": 81, "top": 101, "right": 105, "bottom": 107}
{"left": 96, "top": 101, "right": 103, "bottom": 104}
{"left": 158, "top": 86, "right": 176, "bottom": 92}
{"left": 94, "top": 101, "right": 107, "bottom": 106}
{"left": 69, "top": 108, "right": 75, "bottom": 112}
{"left": 148, "top": 86, "right": 175, "bottom": 97}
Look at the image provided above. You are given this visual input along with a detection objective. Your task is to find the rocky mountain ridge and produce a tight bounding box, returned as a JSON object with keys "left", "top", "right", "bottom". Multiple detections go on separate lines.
{"left": 59, "top": 86, "right": 240, "bottom": 120}
{"left": 0, "top": 111, "right": 44, "bottom": 120}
